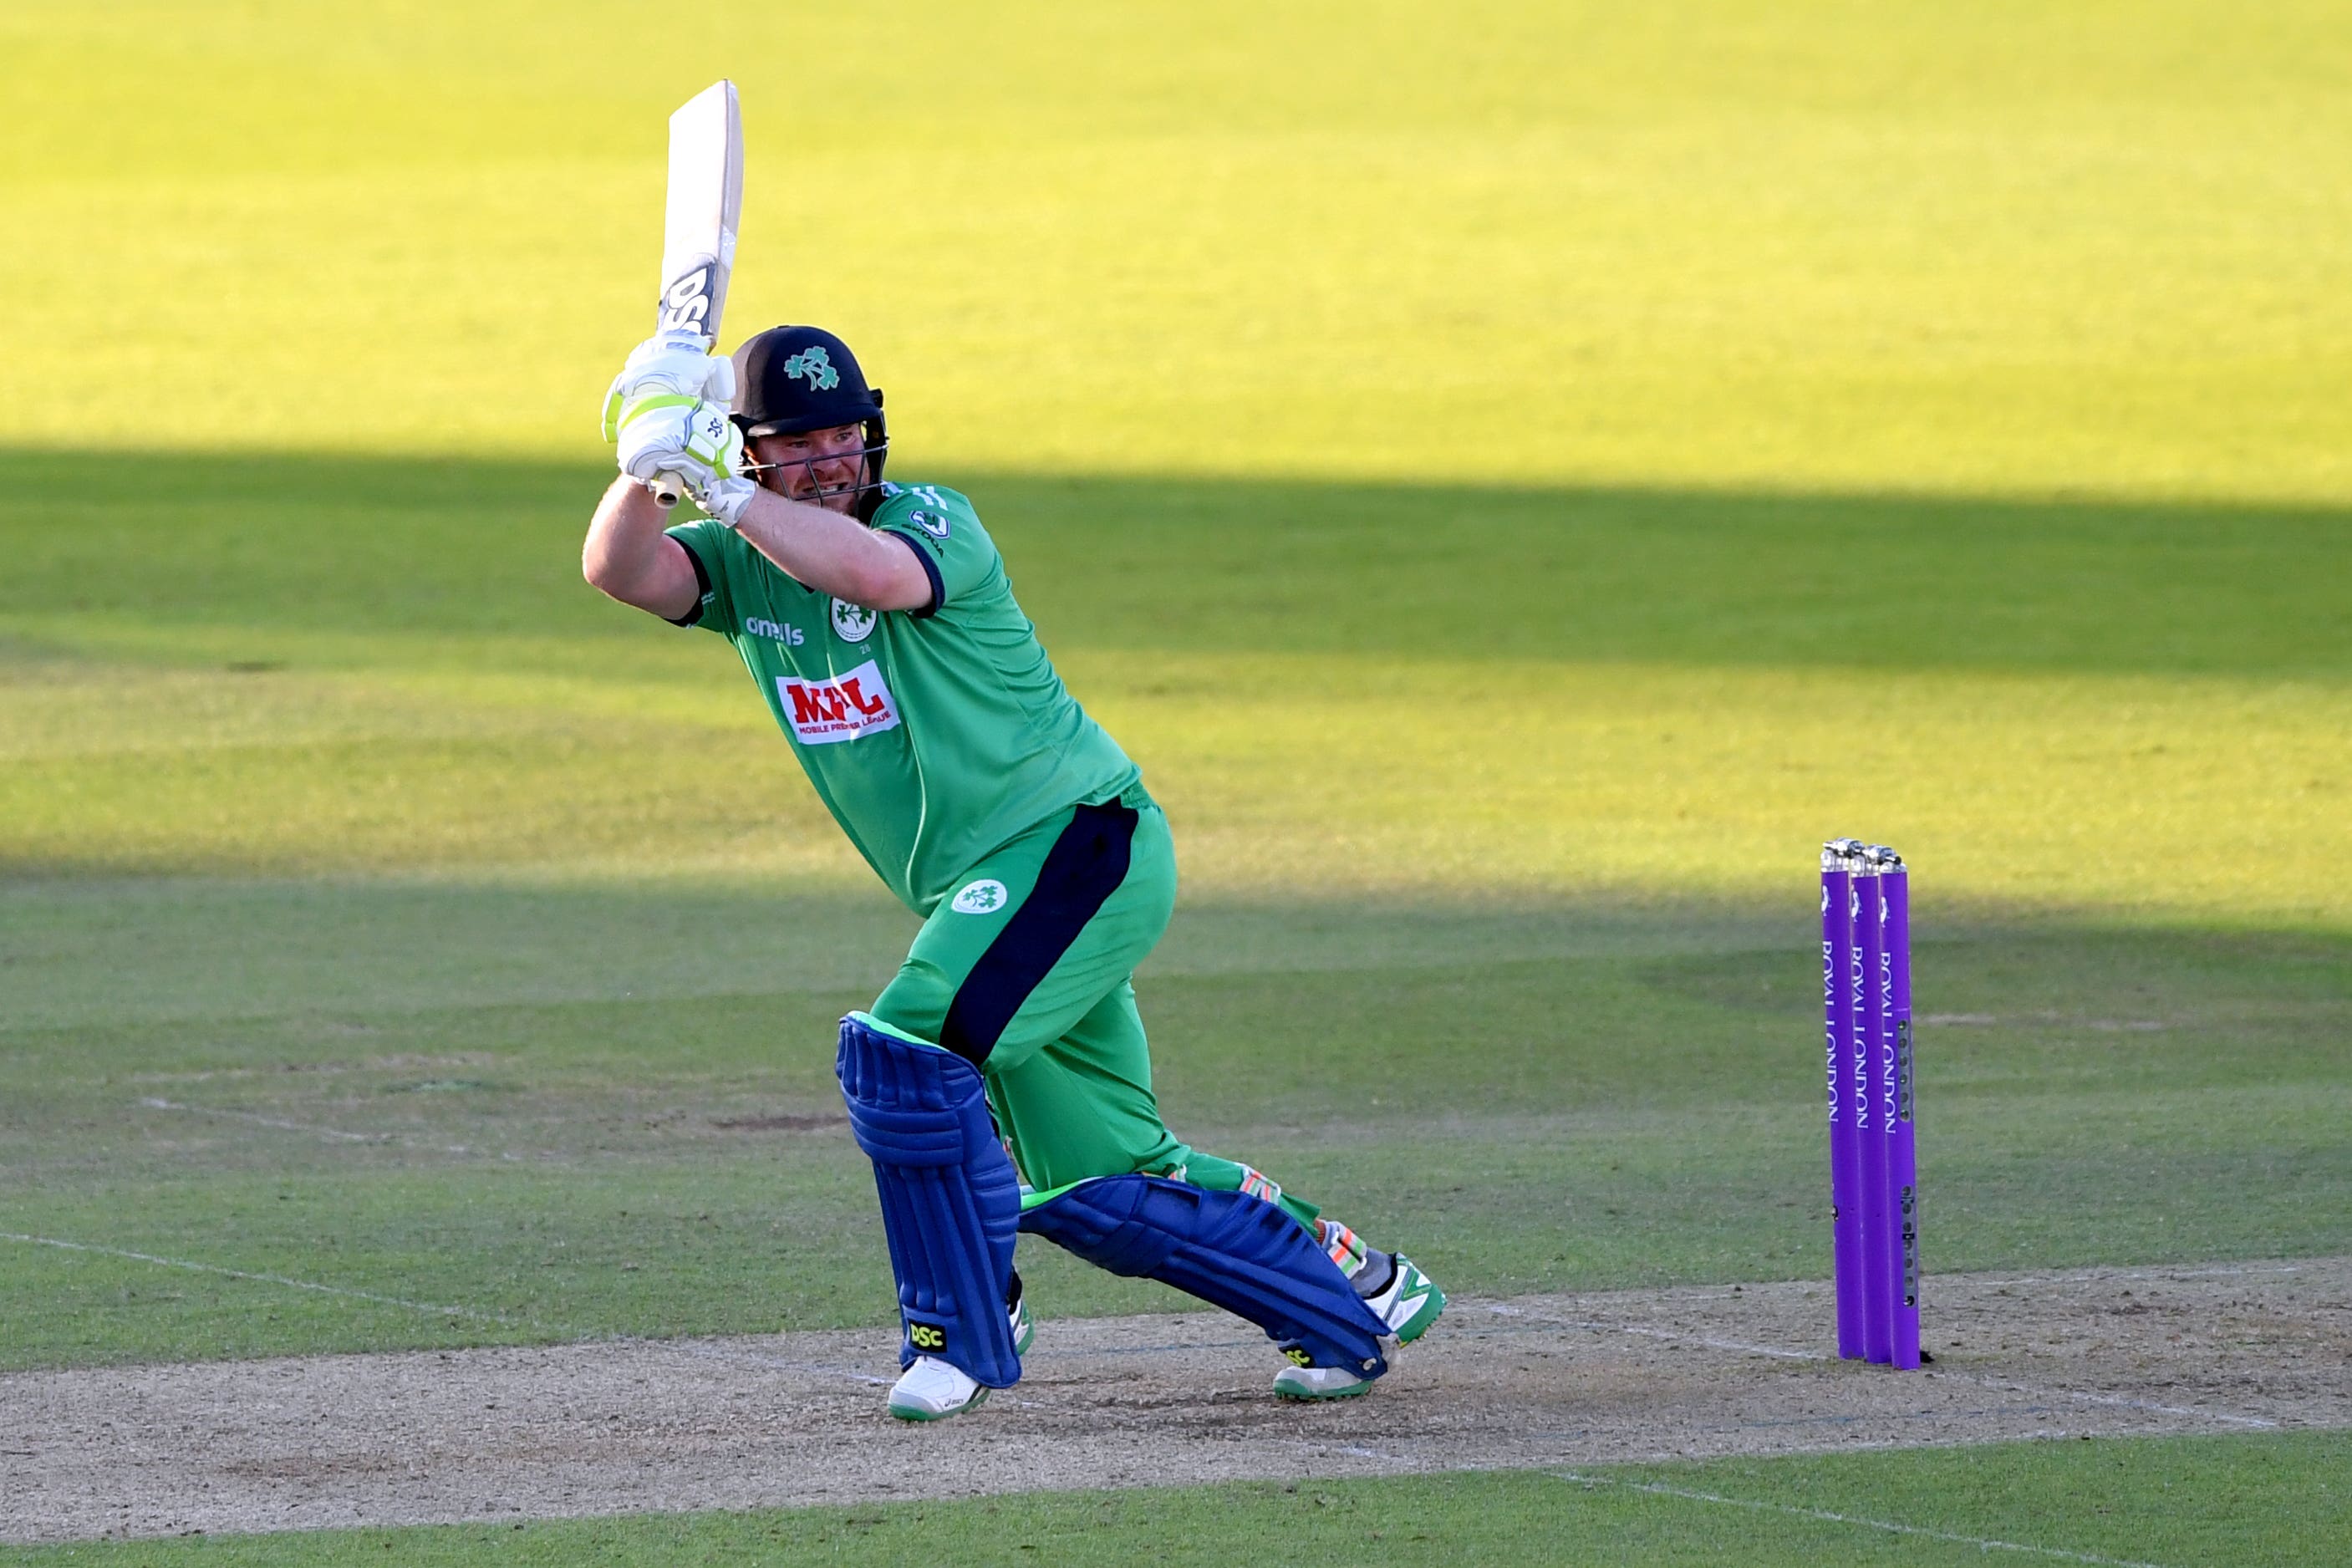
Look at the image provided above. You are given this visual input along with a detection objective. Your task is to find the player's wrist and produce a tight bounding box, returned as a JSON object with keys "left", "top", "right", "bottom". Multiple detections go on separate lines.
{"left": 695, "top": 474, "right": 758, "bottom": 528}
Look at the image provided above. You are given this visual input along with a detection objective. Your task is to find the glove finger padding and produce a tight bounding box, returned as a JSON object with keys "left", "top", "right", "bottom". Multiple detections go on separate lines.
{"left": 700, "top": 354, "right": 736, "bottom": 405}
{"left": 602, "top": 333, "right": 736, "bottom": 442}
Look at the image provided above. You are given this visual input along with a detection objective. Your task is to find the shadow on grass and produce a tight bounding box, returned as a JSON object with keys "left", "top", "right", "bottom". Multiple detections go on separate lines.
{"left": 1, "top": 446, "right": 2344, "bottom": 679}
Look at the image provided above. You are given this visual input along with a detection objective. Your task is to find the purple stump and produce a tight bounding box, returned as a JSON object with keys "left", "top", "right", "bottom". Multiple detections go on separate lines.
{"left": 1856, "top": 861, "right": 1893, "bottom": 1363}
{"left": 1821, "top": 841, "right": 1865, "bottom": 1359}
{"left": 1882, "top": 858, "right": 1921, "bottom": 1368}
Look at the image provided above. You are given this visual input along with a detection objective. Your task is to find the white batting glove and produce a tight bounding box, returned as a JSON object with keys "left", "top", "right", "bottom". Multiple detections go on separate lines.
{"left": 691, "top": 473, "right": 759, "bottom": 528}
{"left": 613, "top": 396, "right": 746, "bottom": 509}
{"left": 600, "top": 332, "right": 736, "bottom": 442}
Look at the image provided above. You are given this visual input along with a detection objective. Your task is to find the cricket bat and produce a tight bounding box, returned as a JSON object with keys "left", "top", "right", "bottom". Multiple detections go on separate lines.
{"left": 648, "top": 79, "right": 743, "bottom": 508}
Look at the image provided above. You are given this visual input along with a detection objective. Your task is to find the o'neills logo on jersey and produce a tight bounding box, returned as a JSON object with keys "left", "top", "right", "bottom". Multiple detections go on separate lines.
{"left": 776, "top": 659, "right": 901, "bottom": 745}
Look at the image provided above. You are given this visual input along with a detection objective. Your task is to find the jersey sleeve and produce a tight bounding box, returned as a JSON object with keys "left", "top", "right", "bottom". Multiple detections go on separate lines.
{"left": 662, "top": 519, "right": 741, "bottom": 635}
{"left": 869, "top": 485, "right": 1000, "bottom": 619}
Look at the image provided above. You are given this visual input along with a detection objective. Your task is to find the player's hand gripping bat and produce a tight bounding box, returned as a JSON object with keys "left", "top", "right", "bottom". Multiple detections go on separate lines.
{"left": 644, "top": 79, "right": 742, "bottom": 507}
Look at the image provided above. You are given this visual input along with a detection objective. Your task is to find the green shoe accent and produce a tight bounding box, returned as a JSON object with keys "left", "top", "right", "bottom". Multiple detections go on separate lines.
{"left": 1272, "top": 1364, "right": 1378, "bottom": 1401}
{"left": 1382, "top": 1256, "right": 1446, "bottom": 1345}
{"left": 888, "top": 1386, "right": 990, "bottom": 1423}
{"left": 1011, "top": 1293, "right": 1035, "bottom": 1357}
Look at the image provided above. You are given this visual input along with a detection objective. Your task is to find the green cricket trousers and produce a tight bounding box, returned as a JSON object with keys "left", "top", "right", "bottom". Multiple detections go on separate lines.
{"left": 862, "top": 787, "right": 1319, "bottom": 1229}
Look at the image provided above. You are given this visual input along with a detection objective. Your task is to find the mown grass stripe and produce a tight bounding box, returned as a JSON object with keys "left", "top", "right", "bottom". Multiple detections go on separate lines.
{"left": 0, "top": 1231, "right": 527, "bottom": 1326}
{"left": 0, "top": 1229, "right": 900, "bottom": 1390}
{"left": 136, "top": 1095, "right": 507, "bottom": 1159}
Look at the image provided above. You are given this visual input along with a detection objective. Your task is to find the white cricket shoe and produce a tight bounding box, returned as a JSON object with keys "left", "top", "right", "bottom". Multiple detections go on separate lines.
{"left": 885, "top": 1292, "right": 1029, "bottom": 1422}
{"left": 1272, "top": 1360, "right": 1383, "bottom": 1401}
{"left": 1271, "top": 1255, "right": 1445, "bottom": 1402}
{"left": 1363, "top": 1254, "right": 1445, "bottom": 1345}
{"left": 886, "top": 1356, "right": 990, "bottom": 1422}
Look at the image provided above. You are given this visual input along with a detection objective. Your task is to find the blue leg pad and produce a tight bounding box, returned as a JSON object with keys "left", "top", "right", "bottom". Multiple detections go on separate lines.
{"left": 1021, "top": 1175, "right": 1390, "bottom": 1378}
{"left": 837, "top": 1015, "right": 1022, "bottom": 1388}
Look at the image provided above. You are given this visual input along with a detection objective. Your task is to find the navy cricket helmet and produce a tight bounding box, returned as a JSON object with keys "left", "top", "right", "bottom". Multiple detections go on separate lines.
{"left": 730, "top": 325, "right": 889, "bottom": 520}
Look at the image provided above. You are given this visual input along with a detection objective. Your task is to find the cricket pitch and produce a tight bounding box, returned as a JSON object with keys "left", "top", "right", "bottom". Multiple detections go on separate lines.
{"left": 4, "top": 1257, "right": 2344, "bottom": 1543}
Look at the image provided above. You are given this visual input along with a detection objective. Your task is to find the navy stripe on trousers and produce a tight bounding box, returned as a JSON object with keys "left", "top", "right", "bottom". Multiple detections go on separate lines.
{"left": 940, "top": 802, "right": 1139, "bottom": 1066}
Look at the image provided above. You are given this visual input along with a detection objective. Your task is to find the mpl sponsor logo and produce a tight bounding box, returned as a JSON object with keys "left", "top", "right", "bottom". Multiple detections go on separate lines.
{"left": 776, "top": 659, "right": 899, "bottom": 745}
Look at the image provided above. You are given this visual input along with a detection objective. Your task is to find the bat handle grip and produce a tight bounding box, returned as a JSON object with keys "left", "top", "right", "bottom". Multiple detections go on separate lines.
{"left": 648, "top": 473, "right": 686, "bottom": 508}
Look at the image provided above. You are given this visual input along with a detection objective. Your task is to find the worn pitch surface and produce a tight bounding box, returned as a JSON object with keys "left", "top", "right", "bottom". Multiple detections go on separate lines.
{"left": 4, "top": 1258, "right": 2343, "bottom": 1544}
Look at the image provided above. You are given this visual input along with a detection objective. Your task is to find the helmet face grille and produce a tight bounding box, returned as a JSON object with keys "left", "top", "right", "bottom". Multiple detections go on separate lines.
{"left": 741, "top": 423, "right": 891, "bottom": 520}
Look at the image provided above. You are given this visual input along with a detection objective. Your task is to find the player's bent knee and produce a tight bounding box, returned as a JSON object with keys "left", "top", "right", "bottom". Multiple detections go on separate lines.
{"left": 837, "top": 1013, "right": 1022, "bottom": 1387}
{"left": 1021, "top": 1174, "right": 1389, "bottom": 1377}
{"left": 863, "top": 975, "right": 953, "bottom": 1056}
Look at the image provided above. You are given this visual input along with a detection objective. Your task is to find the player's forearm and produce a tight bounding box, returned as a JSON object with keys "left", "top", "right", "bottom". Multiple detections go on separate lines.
{"left": 582, "top": 476, "right": 679, "bottom": 601}
{"left": 731, "top": 488, "right": 927, "bottom": 609}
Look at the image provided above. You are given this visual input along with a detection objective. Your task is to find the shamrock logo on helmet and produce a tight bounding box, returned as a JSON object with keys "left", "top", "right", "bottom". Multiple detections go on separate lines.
{"left": 781, "top": 346, "right": 842, "bottom": 391}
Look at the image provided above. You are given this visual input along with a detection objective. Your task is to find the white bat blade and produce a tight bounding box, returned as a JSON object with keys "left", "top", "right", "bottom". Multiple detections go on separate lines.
{"left": 657, "top": 79, "right": 742, "bottom": 347}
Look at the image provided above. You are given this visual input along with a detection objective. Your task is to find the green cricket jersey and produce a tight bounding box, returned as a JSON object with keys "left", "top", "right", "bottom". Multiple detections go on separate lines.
{"left": 665, "top": 481, "right": 1142, "bottom": 914}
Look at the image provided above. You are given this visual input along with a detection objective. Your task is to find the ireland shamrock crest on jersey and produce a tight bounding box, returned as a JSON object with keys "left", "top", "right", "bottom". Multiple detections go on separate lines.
{"left": 832, "top": 598, "right": 878, "bottom": 643}
{"left": 950, "top": 878, "right": 1008, "bottom": 914}
{"left": 782, "top": 346, "right": 841, "bottom": 390}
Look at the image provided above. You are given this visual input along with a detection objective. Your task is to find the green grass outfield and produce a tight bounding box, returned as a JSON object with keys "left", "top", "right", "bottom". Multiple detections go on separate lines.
{"left": 3, "top": 0, "right": 2349, "bottom": 1558}
{"left": 3, "top": 1433, "right": 2344, "bottom": 1566}
{"left": 4, "top": 457, "right": 2345, "bottom": 1367}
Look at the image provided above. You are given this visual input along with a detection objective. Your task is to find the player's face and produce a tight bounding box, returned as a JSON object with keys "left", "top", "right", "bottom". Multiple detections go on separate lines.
{"left": 749, "top": 425, "right": 871, "bottom": 514}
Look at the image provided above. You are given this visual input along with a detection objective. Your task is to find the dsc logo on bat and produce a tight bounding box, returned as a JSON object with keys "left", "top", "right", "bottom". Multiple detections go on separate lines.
{"left": 660, "top": 262, "right": 715, "bottom": 334}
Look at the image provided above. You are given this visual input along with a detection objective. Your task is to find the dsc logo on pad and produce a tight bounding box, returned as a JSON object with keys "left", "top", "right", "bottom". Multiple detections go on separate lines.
{"left": 776, "top": 659, "right": 900, "bottom": 745}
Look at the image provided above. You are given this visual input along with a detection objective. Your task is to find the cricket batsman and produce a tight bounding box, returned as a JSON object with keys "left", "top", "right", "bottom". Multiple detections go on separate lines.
{"left": 585, "top": 325, "right": 1443, "bottom": 1420}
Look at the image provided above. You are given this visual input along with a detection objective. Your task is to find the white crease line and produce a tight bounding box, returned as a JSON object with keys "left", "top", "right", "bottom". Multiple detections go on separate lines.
{"left": 1266, "top": 1436, "right": 1421, "bottom": 1470}
{"left": 1545, "top": 1317, "right": 1827, "bottom": 1362}
{"left": 1554, "top": 1471, "right": 2170, "bottom": 1568}
{"left": 1960, "top": 1265, "right": 2306, "bottom": 1287}
{"left": 1929, "top": 1370, "right": 2276, "bottom": 1430}
{"left": 0, "top": 1233, "right": 528, "bottom": 1327}
{"left": 1500, "top": 1313, "right": 2278, "bottom": 1429}
{"left": 1536, "top": 1433, "right": 2055, "bottom": 1468}
{"left": 1326, "top": 1443, "right": 1412, "bottom": 1464}
{"left": 139, "top": 1097, "right": 498, "bottom": 1160}
{"left": 647, "top": 1338, "right": 892, "bottom": 1388}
